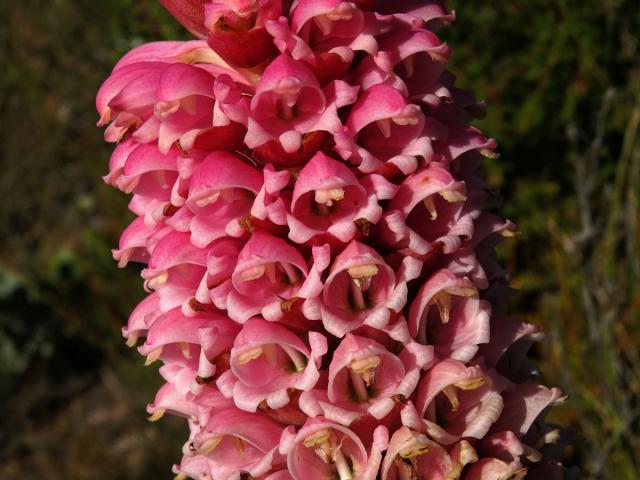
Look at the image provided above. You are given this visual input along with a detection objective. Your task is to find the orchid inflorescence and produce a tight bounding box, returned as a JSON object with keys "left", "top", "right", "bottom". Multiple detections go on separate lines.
{"left": 97, "top": 1, "right": 571, "bottom": 479}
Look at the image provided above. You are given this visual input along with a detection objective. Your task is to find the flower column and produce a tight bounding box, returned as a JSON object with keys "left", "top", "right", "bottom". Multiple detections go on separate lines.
{"left": 98, "top": 1, "right": 571, "bottom": 479}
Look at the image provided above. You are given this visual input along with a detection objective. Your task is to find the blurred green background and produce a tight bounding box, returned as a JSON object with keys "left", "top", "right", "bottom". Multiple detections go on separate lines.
{"left": 0, "top": 1, "right": 638, "bottom": 478}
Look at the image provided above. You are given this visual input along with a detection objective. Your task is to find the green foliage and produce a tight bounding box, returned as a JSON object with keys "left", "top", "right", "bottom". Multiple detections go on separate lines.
{"left": 448, "top": 2, "right": 640, "bottom": 477}
{"left": 0, "top": 1, "right": 638, "bottom": 478}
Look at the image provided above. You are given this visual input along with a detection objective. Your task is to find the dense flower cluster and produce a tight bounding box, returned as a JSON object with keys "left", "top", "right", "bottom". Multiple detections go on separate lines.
{"left": 97, "top": 1, "right": 571, "bottom": 478}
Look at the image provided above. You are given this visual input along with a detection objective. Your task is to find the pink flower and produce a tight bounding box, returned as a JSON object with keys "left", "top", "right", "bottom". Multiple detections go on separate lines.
{"left": 381, "top": 427, "right": 478, "bottom": 480}
{"left": 308, "top": 240, "right": 422, "bottom": 337}
{"left": 139, "top": 307, "right": 240, "bottom": 383}
{"left": 246, "top": 54, "right": 358, "bottom": 156}
{"left": 185, "top": 150, "right": 262, "bottom": 247}
{"left": 299, "top": 334, "right": 434, "bottom": 425}
{"left": 279, "top": 417, "right": 375, "bottom": 480}
{"left": 379, "top": 164, "right": 470, "bottom": 257}
{"left": 141, "top": 230, "right": 208, "bottom": 312}
{"left": 217, "top": 318, "right": 327, "bottom": 411}
{"left": 266, "top": 0, "right": 386, "bottom": 83}
{"left": 96, "top": 44, "right": 249, "bottom": 152}
{"left": 355, "top": 27, "right": 450, "bottom": 98}
{"left": 407, "top": 359, "right": 504, "bottom": 445}
{"left": 224, "top": 230, "right": 313, "bottom": 322}
{"left": 408, "top": 268, "right": 490, "bottom": 362}
{"left": 189, "top": 407, "right": 285, "bottom": 479}
{"left": 334, "top": 83, "right": 430, "bottom": 174}
{"left": 288, "top": 151, "right": 382, "bottom": 243}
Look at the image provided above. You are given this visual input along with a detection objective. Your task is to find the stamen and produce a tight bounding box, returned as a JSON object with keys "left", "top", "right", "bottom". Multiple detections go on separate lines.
{"left": 304, "top": 429, "right": 333, "bottom": 464}
{"left": 197, "top": 436, "right": 222, "bottom": 455}
{"left": 350, "top": 367, "right": 370, "bottom": 402}
{"left": 240, "top": 265, "right": 266, "bottom": 281}
{"left": 281, "top": 344, "right": 307, "bottom": 372}
{"left": 275, "top": 77, "right": 301, "bottom": 120}
{"left": 350, "top": 279, "right": 367, "bottom": 311}
{"left": 349, "top": 356, "right": 380, "bottom": 402}
{"left": 429, "top": 51, "right": 449, "bottom": 64}
{"left": 315, "top": 188, "right": 345, "bottom": 207}
{"left": 263, "top": 343, "right": 278, "bottom": 365}
{"left": 265, "top": 262, "right": 278, "bottom": 283}
{"left": 445, "top": 286, "right": 477, "bottom": 297}
{"left": 316, "top": 202, "right": 331, "bottom": 215}
{"left": 392, "top": 115, "right": 420, "bottom": 126}
{"left": 152, "top": 170, "right": 169, "bottom": 188}
{"left": 431, "top": 291, "right": 451, "bottom": 324}
{"left": 327, "top": 3, "right": 354, "bottom": 21}
{"left": 147, "top": 408, "right": 165, "bottom": 422}
{"left": 448, "top": 440, "right": 478, "bottom": 478}
{"left": 348, "top": 264, "right": 378, "bottom": 311}
{"left": 394, "top": 457, "right": 417, "bottom": 480}
{"left": 234, "top": 437, "right": 246, "bottom": 457}
{"left": 395, "top": 438, "right": 434, "bottom": 480}
{"left": 348, "top": 264, "right": 379, "bottom": 284}
{"left": 281, "top": 296, "right": 300, "bottom": 312}
{"left": 439, "top": 190, "right": 467, "bottom": 202}
{"left": 377, "top": 118, "right": 392, "bottom": 138}
{"left": 195, "top": 191, "right": 220, "bottom": 207}
{"left": 454, "top": 376, "right": 485, "bottom": 390}
{"left": 423, "top": 195, "right": 438, "bottom": 220}
{"left": 155, "top": 100, "right": 180, "bottom": 118}
{"left": 279, "top": 100, "right": 295, "bottom": 121}
{"left": 399, "top": 442, "right": 430, "bottom": 459}
{"left": 125, "top": 332, "right": 139, "bottom": 348}
{"left": 350, "top": 356, "right": 380, "bottom": 386}
{"left": 480, "top": 148, "right": 500, "bottom": 159}
{"left": 334, "top": 449, "right": 353, "bottom": 480}
{"left": 144, "top": 347, "right": 163, "bottom": 365}
{"left": 146, "top": 271, "right": 169, "bottom": 291}
{"left": 442, "top": 385, "right": 460, "bottom": 411}
{"left": 117, "top": 250, "right": 132, "bottom": 269}
{"left": 179, "top": 342, "right": 192, "bottom": 359}
{"left": 237, "top": 346, "right": 263, "bottom": 365}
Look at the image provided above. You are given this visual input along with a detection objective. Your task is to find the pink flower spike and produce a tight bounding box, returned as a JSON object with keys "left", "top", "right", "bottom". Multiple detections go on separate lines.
{"left": 98, "top": 1, "right": 570, "bottom": 477}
